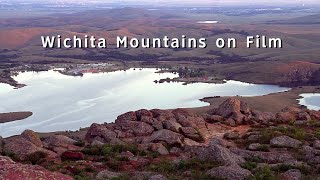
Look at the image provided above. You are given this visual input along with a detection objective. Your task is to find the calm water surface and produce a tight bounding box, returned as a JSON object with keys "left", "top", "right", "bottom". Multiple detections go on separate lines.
{"left": 0, "top": 68, "right": 289, "bottom": 137}
{"left": 299, "top": 93, "right": 320, "bottom": 111}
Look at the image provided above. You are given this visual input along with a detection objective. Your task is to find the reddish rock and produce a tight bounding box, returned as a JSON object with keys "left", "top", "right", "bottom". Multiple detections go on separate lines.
{"left": 151, "top": 120, "right": 163, "bottom": 130}
{"left": 215, "top": 98, "right": 249, "bottom": 118}
{"left": 276, "top": 107, "right": 311, "bottom": 123}
{"left": 150, "top": 109, "right": 174, "bottom": 120}
{"left": 163, "top": 119, "right": 182, "bottom": 133}
{"left": 136, "top": 109, "right": 153, "bottom": 119}
{"left": 21, "top": 130, "right": 43, "bottom": 147}
{"left": 0, "top": 156, "right": 72, "bottom": 180}
{"left": 205, "top": 115, "right": 224, "bottom": 123}
{"left": 193, "top": 140, "right": 245, "bottom": 165}
{"left": 307, "top": 110, "right": 320, "bottom": 120}
{"left": 61, "top": 151, "right": 85, "bottom": 160}
{"left": 172, "top": 109, "right": 194, "bottom": 119}
{"left": 270, "top": 136, "right": 302, "bottom": 148}
{"left": 252, "top": 110, "right": 275, "bottom": 124}
{"left": 149, "top": 143, "right": 169, "bottom": 155}
{"left": 4, "top": 137, "right": 57, "bottom": 160}
{"left": 143, "top": 129, "right": 183, "bottom": 147}
{"left": 230, "top": 148, "right": 296, "bottom": 164}
{"left": 180, "top": 127, "right": 203, "bottom": 142}
{"left": 85, "top": 123, "right": 117, "bottom": 142}
{"left": 115, "top": 111, "right": 137, "bottom": 123}
{"left": 206, "top": 165, "right": 252, "bottom": 180}
{"left": 117, "top": 121, "right": 154, "bottom": 137}
{"left": 184, "top": 138, "right": 201, "bottom": 147}
{"left": 43, "top": 135, "right": 77, "bottom": 148}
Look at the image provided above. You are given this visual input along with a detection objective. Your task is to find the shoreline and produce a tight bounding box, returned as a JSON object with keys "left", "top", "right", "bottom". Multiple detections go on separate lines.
{"left": 1, "top": 86, "right": 319, "bottom": 138}
{"left": 0, "top": 112, "right": 33, "bottom": 123}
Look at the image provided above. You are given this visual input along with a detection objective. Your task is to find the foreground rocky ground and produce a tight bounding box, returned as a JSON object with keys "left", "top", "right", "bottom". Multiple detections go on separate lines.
{"left": 1, "top": 98, "right": 320, "bottom": 179}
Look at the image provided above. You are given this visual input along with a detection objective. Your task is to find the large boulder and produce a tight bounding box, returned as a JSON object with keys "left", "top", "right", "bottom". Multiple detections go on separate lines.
{"left": 180, "top": 127, "right": 203, "bottom": 142}
{"left": 213, "top": 98, "right": 252, "bottom": 125}
{"left": 193, "top": 139, "right": 245, "bottom": 166}
{"left": 21, "top": 130, "right": 43, "bottom": 147}
{"left": 117, "top": 121, "right": 154, "bottom": 137}
{"left": 206, "top": 165, "right": 252, "bottom": 180}
{"left": 270, "top": 136, "right": 302, "bottom": 148}
{"left": 43, "top": 135, "right": 77, "bottom": 148}
{"left": 230, "top": 148, "right": 296, "bottom": 164}
{"left": 3, "top": 137, "right": 57, "bottom": 160}
{"left": 251, "top": 110, "right": 275, "bottom": 124}
{"left": 115, "top": 111, "right": 137, "bottom": 123}
{"left": 215, "top": 98, "right": 251, "bottom": 117}
{"left": 276, "top": 107, "right": 311, "bottom": 123}
{"left": 142, "top": 129, "right": 183, "bottom": 147}
{"left": 163, "top": 119, "right": 182, "bottom": 133}
{"left": 85, "top": 123, "right": 117, "bottom": 142}
{"left": 0, "top": 156, "right": 72, "bottom": 180}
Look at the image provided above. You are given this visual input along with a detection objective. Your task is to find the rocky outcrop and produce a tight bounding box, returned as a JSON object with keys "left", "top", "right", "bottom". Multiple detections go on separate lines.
{"left": 192, "top": 139, "right": 245, "bottom": 166}
{"left": 3, "top": 130, "right": 57, "bottom": 160}
{"left": 0, "top": 156, "right": 72, "bottom": 180}
{"left": 142, "top": 129, "right": 184, "bottom": 147}
{"left": 270, "top": 136, "right": 302, "bottom": 148}
{"left": 276, "top": 107, "right": 311, "bottom": 123}
{"left": 85, "top": 123, "right": 117, "bottom": 143}
{"left": 230, "top": 148, "right": 297, "bottom": 164}
{"left": 21, "top": 130, "right": 43, "bottom": 147}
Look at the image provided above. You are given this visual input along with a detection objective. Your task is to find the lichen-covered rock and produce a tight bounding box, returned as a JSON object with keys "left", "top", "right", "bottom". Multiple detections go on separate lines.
{"left": 117, "top": 121, "right": 154, "bottom": 137}
{"left": 0, "top": 156, "right": 72, "bottom": 180}
{"left": 163, "top": 119, "right": 182, "bottom": 133}
{"left": 85, "top": 123, "right": 117, "bottom": 142}
{"left": 21, "top": 130, "right": 43, "bottom": 147}
{"left": 230, "top": 148, "right": 296, "bottom": 164}
{"left": 43, "top": 135, "right": 77, "bottom": 148}
{"left": 3, "top": 137, "right": 57, "bottom": 160}
{"left": 223, "top": 131, "right": 240, "bottom": 140}
{"left": 270, "top": 136, "right": 302, "bottom": 148}
{"left": 193, "top": 139, "right": 245, "bottom": 166}
{"left": 206, "top": 165, "right": 252, "bottom": 180}
{"left": 180, "top": 127, "right": 203, "bottom": 142}
{"left": 115, "top": 111, "right": 137, "bottom": 123}
{"left": 143, "top": 129, "right": 183, "bottom": 147}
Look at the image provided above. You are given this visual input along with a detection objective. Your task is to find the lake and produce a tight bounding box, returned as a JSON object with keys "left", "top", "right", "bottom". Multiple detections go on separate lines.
{"left": 299, "top": 93, "right": 320, "bottom": 111}
{"left": 0, "top": 68, "right": 289, "bottom": 137}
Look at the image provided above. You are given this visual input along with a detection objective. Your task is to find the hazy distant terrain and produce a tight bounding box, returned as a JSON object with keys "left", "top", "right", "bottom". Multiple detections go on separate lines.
{"left": 0, "top": 4, "right": 320, "bottom": 85}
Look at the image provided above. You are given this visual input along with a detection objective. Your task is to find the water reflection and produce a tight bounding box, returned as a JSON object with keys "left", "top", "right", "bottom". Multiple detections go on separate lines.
{"left": 0, "top": 68, "right": 289, "bottom": 137}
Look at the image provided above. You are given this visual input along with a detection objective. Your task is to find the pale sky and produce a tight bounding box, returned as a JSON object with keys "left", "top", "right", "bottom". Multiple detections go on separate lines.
{"left": 6, "top": 0, "right": 320, "bottom": 6}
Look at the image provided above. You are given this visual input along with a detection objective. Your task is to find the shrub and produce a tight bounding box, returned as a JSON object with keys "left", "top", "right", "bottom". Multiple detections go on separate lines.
{"left": 254, "top": 166, "right": 279, "bottom": 180}
{"left": 148, "top": 159, "right": 176, "bottom": 174}
{"left": 82, "top": 145, "right": 102, "bottom": 155}
{"left": 25, "top": 151, "right": 48, "bottom": 165}
{"left": 74, "top": 141, "right": 85, "bottom": 147}
{"left": 241, "top": 161, "right": 257, "bottom": 171}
